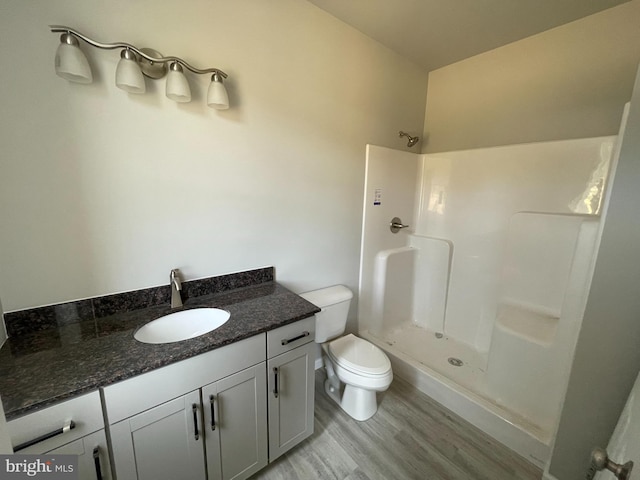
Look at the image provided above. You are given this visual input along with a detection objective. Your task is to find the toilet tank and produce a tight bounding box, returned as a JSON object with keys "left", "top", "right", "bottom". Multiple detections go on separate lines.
{"left": 299, "top": 285, "right": 353, "bottom": 343}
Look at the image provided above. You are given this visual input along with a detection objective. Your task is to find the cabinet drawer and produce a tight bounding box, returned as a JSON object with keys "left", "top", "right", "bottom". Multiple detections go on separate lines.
{"left": 267, "top": 317, "right": 315, "bottom": 358}
{"left": 7, "top": 391, "right": 104, "bottom": 454}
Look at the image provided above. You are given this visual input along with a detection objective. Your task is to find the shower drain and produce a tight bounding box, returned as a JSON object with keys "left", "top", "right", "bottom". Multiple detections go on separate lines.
{"left": 448, "top": 357, "right": 464, "bottom": 367}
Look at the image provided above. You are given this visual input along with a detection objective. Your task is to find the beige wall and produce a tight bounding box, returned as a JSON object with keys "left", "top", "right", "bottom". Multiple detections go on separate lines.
{"left": 0, "top": 0, "right": 427, "bottom": 314}
{"left": 423, "top": 1, "right": 640, "bottom": 153}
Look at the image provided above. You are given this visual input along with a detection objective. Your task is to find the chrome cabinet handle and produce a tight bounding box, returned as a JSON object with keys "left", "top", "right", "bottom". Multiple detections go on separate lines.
{"left": 209, "top": 395, "right": 216, "bottom": 431}
{"left": 281, "top": 331, "right": 310, "bottom": 345}
{"left": 14, "top": 420, "right": 76, "bottom": 452}
{"left": 93, "top": 447, "right": 103, "bottom": 480}
{"left": 192, "top": 404, "right": 199, "bottom": 441}
{"left": 390, "top": 216, "right": 410, "bottom": 233}
{"left": 273, "top": 367, "right": 279, "bottom": 398}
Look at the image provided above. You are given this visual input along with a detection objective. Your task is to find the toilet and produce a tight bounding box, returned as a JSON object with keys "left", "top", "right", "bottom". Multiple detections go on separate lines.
{"left": 299, "top": 285, "right": 393, "bottom": 421}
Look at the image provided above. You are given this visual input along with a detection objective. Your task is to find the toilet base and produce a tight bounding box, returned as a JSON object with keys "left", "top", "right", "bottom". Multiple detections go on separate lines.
{"left": 324, "top": 378, "right": 378, "bottom": 421}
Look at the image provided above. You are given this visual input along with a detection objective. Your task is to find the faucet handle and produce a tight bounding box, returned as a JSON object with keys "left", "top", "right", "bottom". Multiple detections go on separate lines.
{"left": 170, "top": 269, "right": 182, "bottom": 289}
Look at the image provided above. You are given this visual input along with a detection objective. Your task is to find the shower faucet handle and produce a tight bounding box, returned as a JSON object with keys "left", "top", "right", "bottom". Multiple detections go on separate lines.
{"left": 390, "top": 217, "right": 410, "bottom": 234}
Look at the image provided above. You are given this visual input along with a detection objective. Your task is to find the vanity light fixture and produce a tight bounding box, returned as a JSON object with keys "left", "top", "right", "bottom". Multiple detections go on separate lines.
{"left": 54, "top": 33, "right": 92, "bottom": 84}
{"left": 207, "top": 72, "right": 229, "bottom": 109}
{"left": 166, "top": 62, "right": 191, "bottom": 103}
{"left": 50, "top": 25, "right": 229, "bottom": 110}
{"left": 115, "top": 48, "right": 146, "bottom": 94}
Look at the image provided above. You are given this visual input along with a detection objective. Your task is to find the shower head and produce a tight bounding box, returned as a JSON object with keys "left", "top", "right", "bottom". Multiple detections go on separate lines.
{"left": 399, "top": 131, "right": 419, "bottom": 148}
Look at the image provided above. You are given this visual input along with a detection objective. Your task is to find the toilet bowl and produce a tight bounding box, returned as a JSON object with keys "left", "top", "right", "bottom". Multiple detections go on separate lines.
{"left": 322, "top": 334, "right": 393, "bottom": 420}
{"left": 299, "top": 286, "right": 393, "bottom": 421}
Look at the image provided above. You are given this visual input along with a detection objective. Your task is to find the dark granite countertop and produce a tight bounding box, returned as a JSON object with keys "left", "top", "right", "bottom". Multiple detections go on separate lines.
{"left": 0, "top": 281, "right": 320, "bottom": 420}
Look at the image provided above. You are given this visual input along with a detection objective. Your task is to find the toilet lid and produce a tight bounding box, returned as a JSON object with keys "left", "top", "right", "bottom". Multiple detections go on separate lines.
{"left": 328, "top": 334, "right": 391, "bottom": 376}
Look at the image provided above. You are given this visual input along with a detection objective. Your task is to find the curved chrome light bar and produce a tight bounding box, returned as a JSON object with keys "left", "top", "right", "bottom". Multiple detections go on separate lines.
{"left": 49, "top": 25, "right": 227, "bottom": 78}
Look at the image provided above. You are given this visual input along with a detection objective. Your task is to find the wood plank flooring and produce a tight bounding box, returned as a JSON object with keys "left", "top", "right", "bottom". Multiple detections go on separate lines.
{"left": 252, "top": 370, "right": 542, "bottom": 480}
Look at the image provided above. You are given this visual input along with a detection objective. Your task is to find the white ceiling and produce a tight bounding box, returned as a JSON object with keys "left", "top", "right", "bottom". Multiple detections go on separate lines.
{"left": 306, "top": 0, "right": 631, "bottom": 71}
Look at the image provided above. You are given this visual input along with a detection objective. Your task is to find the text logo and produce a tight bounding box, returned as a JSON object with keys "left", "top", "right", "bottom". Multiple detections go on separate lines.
{"left": 0, "top": 456, "right": 77, "bottom": 479}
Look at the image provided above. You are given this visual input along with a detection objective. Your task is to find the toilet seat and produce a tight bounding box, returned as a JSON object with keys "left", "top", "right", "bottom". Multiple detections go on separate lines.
{"left": 327, "top": 334, "right": 391, "bottom": 377}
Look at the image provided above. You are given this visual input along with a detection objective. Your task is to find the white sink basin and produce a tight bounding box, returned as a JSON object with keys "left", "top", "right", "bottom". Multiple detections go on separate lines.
{"left": 134, "top": 308, "right": 230, "bottom": 344}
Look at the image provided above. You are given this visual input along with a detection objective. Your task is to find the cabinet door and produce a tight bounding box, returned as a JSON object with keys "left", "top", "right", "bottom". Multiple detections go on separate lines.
{"left": 46, "top": 429, "right": 112, "bottom": 480}
{"left": 267, "top": 342, "right": 315, "bottom": 461}
{"left": 109, "top": 390, "right": 206, "bottom": 480}
{"left": 203, "top": 363, "right": 268, "bottom": 480}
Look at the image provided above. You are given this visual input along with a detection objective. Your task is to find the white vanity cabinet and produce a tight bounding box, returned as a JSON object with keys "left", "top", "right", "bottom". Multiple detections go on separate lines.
{"left": 102, "top": 316, "right": 317, "bottom": 479}
{"left": 266, "top": 317, "right": 316, "bottom": 461}
{"left": 7, "top": 391, "right": 112, "bottom": 480}
{"left": 103, "top": 335, "right": 267, "bottom": 480}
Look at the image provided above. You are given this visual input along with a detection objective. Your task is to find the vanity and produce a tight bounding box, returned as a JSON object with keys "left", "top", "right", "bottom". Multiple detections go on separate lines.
{"left": 0, "top": 267, "right": 320, "bottom": 480}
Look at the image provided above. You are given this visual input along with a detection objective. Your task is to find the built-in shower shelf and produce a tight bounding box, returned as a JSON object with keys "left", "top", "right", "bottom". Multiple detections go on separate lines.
{"left": 495, "top": 303, "right": 559, "bottom": 347}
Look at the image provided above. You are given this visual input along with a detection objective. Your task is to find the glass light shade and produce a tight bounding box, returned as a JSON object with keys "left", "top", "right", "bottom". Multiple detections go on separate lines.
{"left": 115, "top": 50, "right": 146, "bottom": 94}
{"left": 207, "top": 74, "right": 229, "bottom": 110}
{"left": 54, "top": 39, "right": 93, "bottom": 84}
{"left": 166, "top": 64, "right": 191, "bottom": 103}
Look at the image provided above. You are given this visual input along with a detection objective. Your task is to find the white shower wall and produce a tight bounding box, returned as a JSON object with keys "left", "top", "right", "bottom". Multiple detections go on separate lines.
{"left": 360, "top": 138, "right": 615, "bottom": 348}
{"left": 413, "top": 137, "right": 615, "bottom": 351}
{"left": 358, "top": 145, "right": 421, "bottom": 333}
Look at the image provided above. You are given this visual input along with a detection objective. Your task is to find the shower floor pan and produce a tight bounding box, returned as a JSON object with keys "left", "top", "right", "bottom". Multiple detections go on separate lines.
{"left": 361, "top": 325, "right": 551, "bottom": 468}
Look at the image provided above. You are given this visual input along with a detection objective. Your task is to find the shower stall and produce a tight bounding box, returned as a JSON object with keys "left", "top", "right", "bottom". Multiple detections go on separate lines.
{"left": 357, "top": 116, "right": 628, "bottom": 467}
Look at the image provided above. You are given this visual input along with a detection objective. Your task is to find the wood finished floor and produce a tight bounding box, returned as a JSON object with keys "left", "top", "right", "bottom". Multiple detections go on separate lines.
{"left": 252, "top": 370, "right": 542, "bottom": 480}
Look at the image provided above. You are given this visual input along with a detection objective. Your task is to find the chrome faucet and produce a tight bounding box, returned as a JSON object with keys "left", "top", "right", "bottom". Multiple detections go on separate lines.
{"left": 170, "top": 269, "right": 183, "bottom": 308}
